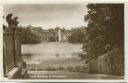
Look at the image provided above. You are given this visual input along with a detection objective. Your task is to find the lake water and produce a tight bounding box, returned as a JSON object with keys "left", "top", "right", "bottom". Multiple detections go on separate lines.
{"left": 21, "top": 42, "right": 84, "bottom": 68}
{"left": 21, "top": 42, "right": 124, "bottom": 79}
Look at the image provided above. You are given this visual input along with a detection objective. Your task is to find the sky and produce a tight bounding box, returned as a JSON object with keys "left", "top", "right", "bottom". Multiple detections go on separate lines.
{"left": 4, "top": 4, "right": 88, "bottom": 29}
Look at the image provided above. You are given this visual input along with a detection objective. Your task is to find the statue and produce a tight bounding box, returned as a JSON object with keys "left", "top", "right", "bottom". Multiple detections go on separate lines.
{"left": 6, "top": 13, "right": 19, "bottom": 27}
{"left": 6, "top": 13, "right": 13, "bottom": 27}
{"left": 13, "top": 17, "right": 19, "bottom": 27}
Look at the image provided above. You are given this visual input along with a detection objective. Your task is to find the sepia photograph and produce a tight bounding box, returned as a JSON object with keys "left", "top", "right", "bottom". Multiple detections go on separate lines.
{"left": 2, "top": 1, "right": 126, "bottom": 81}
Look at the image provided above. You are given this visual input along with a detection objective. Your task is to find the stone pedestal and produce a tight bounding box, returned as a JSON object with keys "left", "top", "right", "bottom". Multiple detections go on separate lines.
{"left": 3, "top": 27, "right": 28, "bottom": 79}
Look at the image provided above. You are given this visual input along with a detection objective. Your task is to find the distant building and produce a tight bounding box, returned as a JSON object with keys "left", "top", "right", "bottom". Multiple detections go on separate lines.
{"left": 41, "top": 29, "right": 71, "bottom": 42}
{"left": 58, "top": 29, "right": 71, "bottom": 42}
{"left": 41, "top": 30, "right": 49, "bottom": 42}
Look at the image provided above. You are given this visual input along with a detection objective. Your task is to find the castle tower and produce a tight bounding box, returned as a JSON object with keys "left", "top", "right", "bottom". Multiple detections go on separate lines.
{"left": 58, "top": 29, "right": 61, "bottom": 42}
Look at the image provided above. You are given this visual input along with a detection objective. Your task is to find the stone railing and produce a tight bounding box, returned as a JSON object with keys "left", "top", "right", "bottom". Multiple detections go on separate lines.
{"left": 3, "top": 27, "right": 28, "bottom": 79}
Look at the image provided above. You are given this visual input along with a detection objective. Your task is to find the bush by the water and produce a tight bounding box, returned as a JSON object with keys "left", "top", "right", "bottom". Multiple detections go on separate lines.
{"left": 89, "top": 48, "right": 124, "bottom": 75}
{"left": 66, "top": 65, "right": 88, "bottom": 72}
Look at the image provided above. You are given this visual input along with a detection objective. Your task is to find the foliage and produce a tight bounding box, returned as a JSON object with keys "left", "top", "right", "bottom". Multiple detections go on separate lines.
{"left": 48, "top": 36, "right": 57, "bottom": 42}
{"left": 89, "top": 48, "right": 124, "bottom": 75}
{"left": 66, "top": 65, "right": 88, "bottom": 72}
{"left": 20, "top": 26, "right": 42, "bottom": 44}
{"left": 47, "top": 27, "right": 68, "bottom": 42}
{"left": 82, "top": 4, "right": 124, "bottom": 59}
{"left": 68, "top": 27, "right": 87, "bottom": 43}
{"left": 20, "top": 26, "right": 69, "bottom": 43}
{"left": 47, "top": 28, "right": 58, "bottom": 42}
{"left": 45, "top": 67, "right": 56, "bottom": 71}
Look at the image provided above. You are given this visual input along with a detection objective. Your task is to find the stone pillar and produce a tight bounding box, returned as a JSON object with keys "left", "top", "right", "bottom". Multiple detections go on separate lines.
{"left": 3, "top": 27, "right": 28, "bottom": 79}
{"left": 3, "top": 28, "right": 16, "bottom": 73}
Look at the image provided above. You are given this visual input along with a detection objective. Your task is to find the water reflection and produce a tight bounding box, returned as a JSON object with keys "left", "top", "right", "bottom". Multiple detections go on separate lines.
{"left": 55, "top": 53, "right": 60, "bottom": 58}
{"left": 21, "top": 42, "right": 83, "bottom": 65}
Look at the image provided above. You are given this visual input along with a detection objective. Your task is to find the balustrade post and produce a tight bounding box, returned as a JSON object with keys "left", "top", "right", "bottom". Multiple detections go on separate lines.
{"left": 12, "top": 27, "right": 17, "bottom": 66}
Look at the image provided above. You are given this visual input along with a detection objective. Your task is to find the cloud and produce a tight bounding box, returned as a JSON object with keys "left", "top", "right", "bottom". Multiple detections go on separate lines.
{"left": 4, "top": 4, "right": 88, "bottom": 29}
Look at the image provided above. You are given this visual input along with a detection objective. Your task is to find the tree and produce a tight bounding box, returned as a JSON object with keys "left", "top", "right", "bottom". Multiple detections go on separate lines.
{"left": 68, "top": 27, "right": 86, "bottom": 43}
{"left": 20, "top": 26, "right": 42, "bottom": 44}
{"left": 82, "top": 4, "right": 124, "bottom": 59}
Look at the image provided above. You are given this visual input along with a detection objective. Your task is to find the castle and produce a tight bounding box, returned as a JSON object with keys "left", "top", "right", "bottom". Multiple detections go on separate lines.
{"left": 41, "top": 29, "right": 71, "bottom": 42}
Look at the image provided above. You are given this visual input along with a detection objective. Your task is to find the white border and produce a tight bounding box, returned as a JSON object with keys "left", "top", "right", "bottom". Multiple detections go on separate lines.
{"left": 0, "top": 0, "right": 128, "bottom": 82}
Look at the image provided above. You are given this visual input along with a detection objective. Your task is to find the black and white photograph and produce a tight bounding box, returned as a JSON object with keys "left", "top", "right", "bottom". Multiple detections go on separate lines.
{"left": 1, "top": 0, "right": 127, "bottom": 82}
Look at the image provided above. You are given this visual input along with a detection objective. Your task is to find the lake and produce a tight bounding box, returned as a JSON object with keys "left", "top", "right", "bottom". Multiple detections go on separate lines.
{"left": 21, "top": 42, "right": 85, "bottom": 69}
{"left": 21, "top": 42, "right": 123, "bottom": 79}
